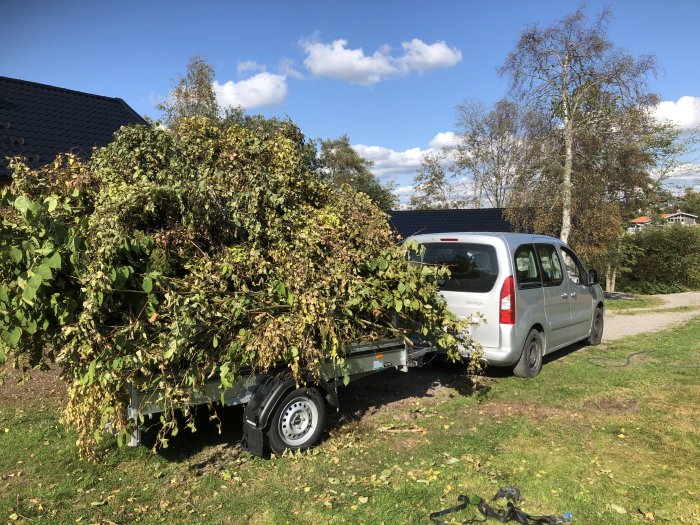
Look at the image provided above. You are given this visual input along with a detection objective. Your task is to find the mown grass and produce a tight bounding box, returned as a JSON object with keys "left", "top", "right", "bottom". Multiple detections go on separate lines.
{"left": 2, "top": 320, "right": 700, "bottom": 524}
{"left": 605, "top": 295, "right": 665, "bottom": 311}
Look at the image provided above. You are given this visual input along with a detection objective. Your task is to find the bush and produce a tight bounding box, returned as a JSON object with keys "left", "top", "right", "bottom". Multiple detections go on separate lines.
{"left": 618, "top": 225, "right": 700, "bottom": 294}
{"left": 0, "top": 117, "right": 472, "bottom": 456}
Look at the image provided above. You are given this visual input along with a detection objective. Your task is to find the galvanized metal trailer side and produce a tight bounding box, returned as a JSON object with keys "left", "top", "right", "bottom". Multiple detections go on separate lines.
{"left": 127, "top": 338, "right": 428, "bottom": 455}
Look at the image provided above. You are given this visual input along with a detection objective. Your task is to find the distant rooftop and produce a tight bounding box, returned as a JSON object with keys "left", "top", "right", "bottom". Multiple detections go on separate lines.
{"left": 388, "top": 208, "right": 515, "bottom": 240}
{"left": 0, "top": 76, "right": 147, "bottom": 180}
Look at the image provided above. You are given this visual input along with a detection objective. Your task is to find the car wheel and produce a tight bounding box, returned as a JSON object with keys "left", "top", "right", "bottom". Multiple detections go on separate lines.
{"left": 587, "top": 307, "right": 604, "bottom": 346}
{"left": 267, "top": 387, "right": 326, "bottom": 454}
{"left": 513, "top": 328, "right": 544, "bottom": 378}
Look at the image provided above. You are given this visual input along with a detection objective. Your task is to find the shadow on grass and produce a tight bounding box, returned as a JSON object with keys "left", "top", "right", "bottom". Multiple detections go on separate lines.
{"left": 140, "top": 358, "right": 490, "bottom": 463}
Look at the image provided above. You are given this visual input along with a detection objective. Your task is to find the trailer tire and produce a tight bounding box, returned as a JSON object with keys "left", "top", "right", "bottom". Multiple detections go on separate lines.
{"left": 267, "top": 387, "right": 326, "bottom": 454}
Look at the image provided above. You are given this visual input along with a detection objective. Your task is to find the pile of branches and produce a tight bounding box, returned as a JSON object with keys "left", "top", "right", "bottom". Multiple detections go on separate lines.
{"left": 0, "top": 117, "right": 474, "bottom": 456}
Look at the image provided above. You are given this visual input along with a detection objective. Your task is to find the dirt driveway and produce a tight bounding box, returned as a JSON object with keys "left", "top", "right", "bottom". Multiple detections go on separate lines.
{"left": 604, "top": 291, "right": 700, "bottom": 341}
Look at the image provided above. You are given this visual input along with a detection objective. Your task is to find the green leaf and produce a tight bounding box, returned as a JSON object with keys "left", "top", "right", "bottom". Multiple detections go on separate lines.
{"left": 2, "top": 326, "right": 22, "bottom": 347}
{"left": 46, "top": 251, "right": 62, "bottom": 269}
{"left": 9, "top": 246, "right": 22, "bottom": 263}
{"left": 22, "top": 285, "right": 38, "bottom": 302}
{"left": 0, "top": 285, "right": 8, "bottom": 303}
{"left": 27, "top": 273, "right": 43, "bottom": 289}
{"left": 45, "top": 197, "right": 58, "bottom": 212}
{"left": 343, "top": 374, "right": 350, "bottom": 386}
{"left": 142, "top": 276, "right": 153, "bottom": 293}
{"left": 34, "top": 263, "right": 53, "bottom": 280}
{"left": 86, "top": 360, "right": 97, "bottom": 385}
{"left": 13, "top": 195, "right": 31, "bottom": 213}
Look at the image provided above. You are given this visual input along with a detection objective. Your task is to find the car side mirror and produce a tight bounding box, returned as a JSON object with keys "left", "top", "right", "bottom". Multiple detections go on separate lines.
{"left": 587, "top": 269, "right": 599, "bottom": 286}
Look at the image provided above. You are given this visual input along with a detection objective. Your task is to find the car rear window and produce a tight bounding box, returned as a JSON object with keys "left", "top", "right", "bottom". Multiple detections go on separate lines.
{"left": 410, "top": 243, "right": 499, "bottom": 293}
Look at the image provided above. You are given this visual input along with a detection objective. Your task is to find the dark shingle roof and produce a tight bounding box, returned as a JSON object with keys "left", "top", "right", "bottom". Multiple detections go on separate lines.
{"left": 388, "top": 208, "right": 514, "bottom": 240}
{"left": 0, "top": 76, "right": 147, "bottom": 180}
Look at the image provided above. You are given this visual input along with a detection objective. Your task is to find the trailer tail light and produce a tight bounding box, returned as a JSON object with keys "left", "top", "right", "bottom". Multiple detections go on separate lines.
{"left": 499, "top": 276, "right": 515, "bottom": 325}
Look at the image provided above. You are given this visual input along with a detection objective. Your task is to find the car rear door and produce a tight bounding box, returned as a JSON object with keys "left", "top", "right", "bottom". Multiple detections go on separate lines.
{"left": 411, "top": 239, "right": 503, "bottom": 349}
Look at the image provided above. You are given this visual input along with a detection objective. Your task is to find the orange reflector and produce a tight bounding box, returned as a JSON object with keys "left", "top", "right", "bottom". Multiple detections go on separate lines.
{"left": 375, "top": 353, "right": 384, "bottom": 359}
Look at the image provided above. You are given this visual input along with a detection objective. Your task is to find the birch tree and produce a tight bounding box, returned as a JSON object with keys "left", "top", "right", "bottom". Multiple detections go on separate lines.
{"left": 499, "top": 6, "right": 657, "bottom": 242}
{"left": 454, "top": 99, "right": 526, "bottom": 208}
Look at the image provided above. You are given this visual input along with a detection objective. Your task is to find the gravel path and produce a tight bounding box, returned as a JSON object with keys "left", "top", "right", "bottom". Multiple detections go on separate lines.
{"left": 603, "top": 291, "right": 700, "bottom": 342}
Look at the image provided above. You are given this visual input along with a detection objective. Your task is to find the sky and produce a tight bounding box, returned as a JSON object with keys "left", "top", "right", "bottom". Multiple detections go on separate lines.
{"left": 3, "top": 0, "right": 700, "bottom": 201}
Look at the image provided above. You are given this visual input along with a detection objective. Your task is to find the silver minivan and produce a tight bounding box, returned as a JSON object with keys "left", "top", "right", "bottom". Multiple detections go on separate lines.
{"left": 407, "top": 233, "right": 605, "bottom": 377}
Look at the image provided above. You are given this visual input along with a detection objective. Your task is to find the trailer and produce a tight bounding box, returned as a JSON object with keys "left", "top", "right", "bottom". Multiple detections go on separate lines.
{"left": 127, "top": 338, "right": 430, "bottom": 456}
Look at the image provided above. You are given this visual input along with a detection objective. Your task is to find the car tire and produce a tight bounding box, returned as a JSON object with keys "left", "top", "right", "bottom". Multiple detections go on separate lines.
{"left": 587, "top": 307, "right": 604, "bottom": 346}
{"left": 513, "top": 328, "right": 544, "bottom": 378}
{"left": 267, "top": 387, "right": 326, "bottom": 454}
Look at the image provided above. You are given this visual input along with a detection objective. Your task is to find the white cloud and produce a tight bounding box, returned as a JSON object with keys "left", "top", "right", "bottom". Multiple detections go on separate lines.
{"left": 664, "top": 163, "right": 700, "bottom": 186}
{"left": 653, "top": 96, "right": 700, "bottom": 130}
{"left": 397, "top": 39, "right": 462, "bottom": 72}
{"left": 278, "top": 58, "right": 303, "bottom": 80}
{"left": 353, "top": 144, "right": 428, "bottom": 178}
{"left": 213, "top": 73, "right": 287, "bottom": 109}
{"left": 428, "top": 131, "right": 459, "bottom": 150}
{"left": 301, "top": 38, "right": 397, "bottom": 85}
{"left": 237, "top": 60, "right": 266, "bottom": 76}
{"left": 300, "top": 37, "right": 462, "bottom": 85}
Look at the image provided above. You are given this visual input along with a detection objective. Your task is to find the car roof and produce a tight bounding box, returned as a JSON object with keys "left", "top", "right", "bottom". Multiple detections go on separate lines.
{"left": 404, "top": 232, "right": 564, "bottom": 250}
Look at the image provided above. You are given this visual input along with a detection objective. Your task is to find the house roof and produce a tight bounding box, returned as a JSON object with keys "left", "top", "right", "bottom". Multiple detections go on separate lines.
{"left": 0, "top": 76, "right": 147, "bottom": 180}
{"left": 630, "top": 211, "right": 698, "bottom": 223}
{"left": 630, "top": 216, "right": 651, "bottom": 224}
{"left": 388, "top": 208, "right": 514, "bottom": 240}
{"left": 664, "top": 211, "right": 698, "bottom": 219}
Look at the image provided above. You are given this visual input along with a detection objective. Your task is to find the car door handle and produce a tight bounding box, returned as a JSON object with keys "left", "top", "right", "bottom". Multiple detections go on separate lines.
{"left": 570, "top": 292, "right": 577, "bottom": 298}
{"left": 561, "top": 293, "right": 568, "bottom": 299}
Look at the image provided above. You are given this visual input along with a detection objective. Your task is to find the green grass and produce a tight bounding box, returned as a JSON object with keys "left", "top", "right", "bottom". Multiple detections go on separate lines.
{"left": 2, "top": 321, "right": 700, "bottom": 524}
{"left": 605, "top": 295, "right": 664, "bottom": 311}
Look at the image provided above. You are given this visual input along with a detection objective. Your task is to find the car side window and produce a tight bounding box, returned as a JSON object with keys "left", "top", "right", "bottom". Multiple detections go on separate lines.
{"left": 535, "top": 244, "right": 563, "bottom": 286}
{"left": 561, "top": 247, "right": 587, "bottom": 285}
{"left": 514, "top": 244, "right": 541, "bottom": 288}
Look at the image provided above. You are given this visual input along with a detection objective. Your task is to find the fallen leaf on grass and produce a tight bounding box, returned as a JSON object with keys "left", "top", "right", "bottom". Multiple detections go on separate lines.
{"left": 378, "top": 425, "right": 427, "bottom": 434}
{"left": 608, "top": 503, "right": 627, "bottom": 514}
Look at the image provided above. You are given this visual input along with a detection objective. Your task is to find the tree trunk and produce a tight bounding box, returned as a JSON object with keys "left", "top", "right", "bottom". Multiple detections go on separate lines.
{"left": 560, "top": 118, "right": 574, "bottom": 244}
{"left": 606, "top": 264, "right": 612, "bottom": 292}
{"left": 611, "top": 266, "right": 617, "bottom": 292}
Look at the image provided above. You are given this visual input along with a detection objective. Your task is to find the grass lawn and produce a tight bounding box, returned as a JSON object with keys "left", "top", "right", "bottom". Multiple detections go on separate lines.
{"left": 605, "top": 295, "right": 665, "bottom": 312}
{"left": 2, "top": 320, "right": 700, "bottom": 524}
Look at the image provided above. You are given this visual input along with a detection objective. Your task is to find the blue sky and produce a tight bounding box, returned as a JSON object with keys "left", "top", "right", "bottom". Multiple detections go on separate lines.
{"left": 3, "top": 0, "right": 699, "bottom": 197}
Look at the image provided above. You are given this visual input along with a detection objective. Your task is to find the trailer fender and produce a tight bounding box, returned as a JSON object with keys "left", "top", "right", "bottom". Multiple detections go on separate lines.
{"left": 247, "top": 375, "right": 334, "bottom": 430}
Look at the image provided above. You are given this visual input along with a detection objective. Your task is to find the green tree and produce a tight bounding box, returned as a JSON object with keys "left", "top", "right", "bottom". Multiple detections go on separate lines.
{"left": 318, "top": 135, "right": 397, "bottom": 210}
{"left": 499, "top": 6, "right": 657, "bottom": 243}
{"left": 454, "top": 99, "right": 527, "bottom": 208}
{"left": 156, "top": 55, "right": 219, "bottom": 127}
{"left": 410, "top": 151, "right": 465, "bottom": 209}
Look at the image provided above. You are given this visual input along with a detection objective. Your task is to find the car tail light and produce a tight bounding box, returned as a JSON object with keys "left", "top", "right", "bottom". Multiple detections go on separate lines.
{"left": 499, "top": 276, "right": 515, "bottom": 325}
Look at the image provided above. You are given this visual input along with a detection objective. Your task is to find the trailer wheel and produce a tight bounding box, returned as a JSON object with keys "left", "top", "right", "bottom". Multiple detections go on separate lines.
{"left": 513, "top": 328, "right": 544, "bottom": 378}
{"left": 267, "top": 387, "right": 326, "bottom": 454}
